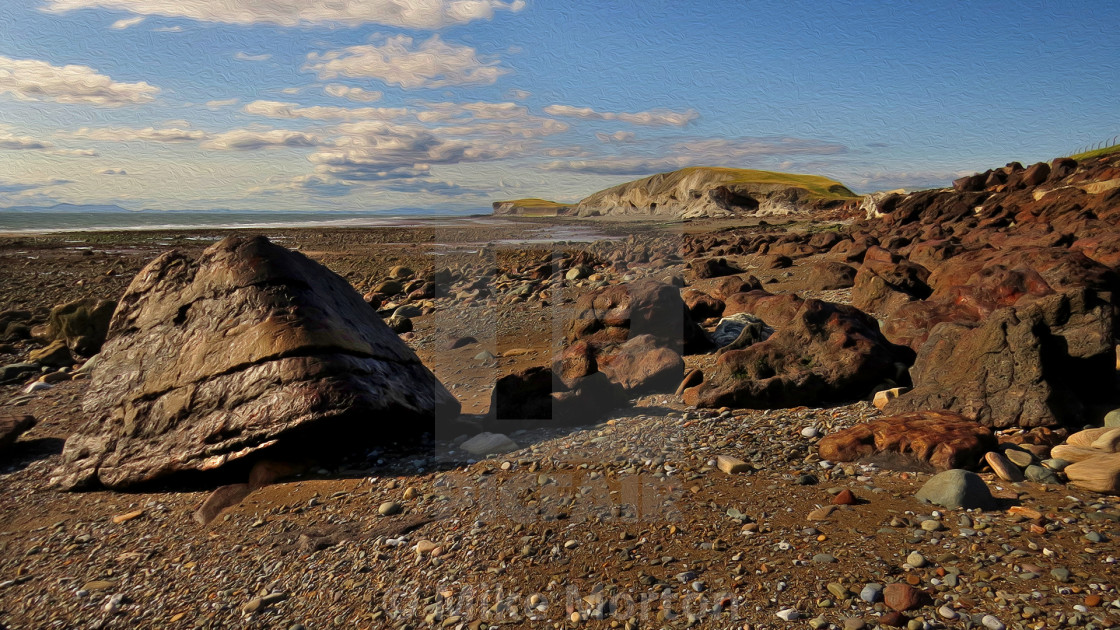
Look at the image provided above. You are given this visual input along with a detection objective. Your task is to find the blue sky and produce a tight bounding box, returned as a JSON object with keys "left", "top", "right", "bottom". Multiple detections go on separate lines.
{"left": 0, "top": 0, "right": 1117, "bottom": 211}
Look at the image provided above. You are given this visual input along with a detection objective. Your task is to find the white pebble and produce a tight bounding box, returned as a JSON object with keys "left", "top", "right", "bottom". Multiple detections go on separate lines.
{"left": 981, "top": 614, "right": 1005, "bottom": 630}
{"left": 775, "top": 607, "right": 799, "bottom": 621}
{"left": 800, "top": 427, "right": 820, "bottom": 438}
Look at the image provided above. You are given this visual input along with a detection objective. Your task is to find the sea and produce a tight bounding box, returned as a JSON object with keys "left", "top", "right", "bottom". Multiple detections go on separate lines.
{"left": 0, "top": 209, "right": 480, "bottom": 234}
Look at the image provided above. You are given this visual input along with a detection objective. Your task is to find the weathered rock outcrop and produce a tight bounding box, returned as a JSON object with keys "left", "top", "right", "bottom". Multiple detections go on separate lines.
{"left": 47, "top": 298, "right": 117, "bottom": 355}
{"left": 818, "top": 411, "right": 996, "bottom": 471}
{"left": 565, "top": 280, "right": 710, "bottom": 354}
{"left": 884, "top": 289, "right": 1115, "bottom": 428}
{"left": 491, "top": 198, "right": 573, "bottom": 216}
{"left": 51, "top": 236, "right": 459, "bottom": 490}
{"left": 683, "top": 293, "right": 912, "bottom": 408}
{"left": 570, "top": 167, "right": 857, "bottom": 219}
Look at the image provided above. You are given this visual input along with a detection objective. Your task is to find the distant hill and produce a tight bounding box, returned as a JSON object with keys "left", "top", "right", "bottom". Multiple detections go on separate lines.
{"left": 0, "top": 203, "right": 133, "bottom": 213}
{"left": 491, "top": 198, "right": 574, "bottom": 217}
{"left": 494, "top": 167, "right": 858, "bottom": 220}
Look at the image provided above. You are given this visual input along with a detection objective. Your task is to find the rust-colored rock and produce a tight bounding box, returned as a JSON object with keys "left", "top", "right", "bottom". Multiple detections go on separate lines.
{"left": 597, "top": 334, "right": 685, "bottom": 395}
{"left": 50, "top": 236, "right": 459, "bottom": 490}
{"left": 685, "top": 294, "right": 912, "bottom": 409}
{"left": 564, "top": 280, "right": 709, "bottom": 354}
{"left": 883, "top": 583, "right": 924, "bottom": 612}
{"left": 817, "top": 410, "right": 995, "bottom": 471}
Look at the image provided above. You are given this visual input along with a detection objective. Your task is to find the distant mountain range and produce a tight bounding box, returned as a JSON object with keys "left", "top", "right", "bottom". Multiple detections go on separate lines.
{"left": 0, "top": 203, "right": 136, "bottom": 213}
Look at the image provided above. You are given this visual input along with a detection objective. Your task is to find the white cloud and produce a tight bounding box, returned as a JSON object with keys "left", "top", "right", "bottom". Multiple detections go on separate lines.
{"left": 205, "top": 98, "right": 239, "bottom": 108}
{"left": 323, "top": 84, "right": 383, "bottom": 103}
{"left": 305, "top": 35, "right": 508, "bottom": 89}
{"left": 672, "top": 137, "right": 848, "bottom": 158}
{"left": 0, "top": 126, "right": 98, "bottom": 155}
{"left": 0, "top": 55, "right": 159, "bottom": 106}
{"left": 279, "top": 87, "right": 303, "bottom": 95}
{"left": 202, "top": 129, "right": 325, "bottom": 150}
{"left": 67, "top": 126, "right": 207, "bottom": 142}
{"left": 153, "top": 25, "right": 182, "bottom": 32}
{"left": 42, "top": 0, "right": 525, "bottom": 29}
{"left": 242, "top": 99, "right": 410, "bottom": 122}
{"left": 110, "top": 15, "right": 145, "bottom": 28}
{"left": 543, "top": 104, "right": 698, "bottom": 127}
{"left": 595, "top": 131, "right": 636, "bottom": 143}
{"left": 234, "top": 52, "right": 271, "bottom": 62}
{"left": 417, "top": 101, "right": 526, "bottom": 123}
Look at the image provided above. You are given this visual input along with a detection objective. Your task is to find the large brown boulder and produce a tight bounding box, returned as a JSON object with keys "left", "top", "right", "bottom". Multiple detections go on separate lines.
{"left": 0, "top": 415, "right": 36, "bottom": 460}
{"left": 850, "top": 247, "right": 931, "bottom": 315}
{"left": 884, "top": 289, "right": 1116, "bottom": 428}
{"left": 564, "top": 280, "right": 709, "bottom": 354}
{"left": 818, "top": 411, "right": 995, "bottom": 471}
{"left": 51, "top": 236, "right": 459, "bottom": 490}
{"left": 598, "top": 334, "right": 685, "bottom": 395}
{"left": 47, "top": 298, "right": 117, "bottom": 355}
{"left": 683, "top": 294, "right": 912, "bottom": 409}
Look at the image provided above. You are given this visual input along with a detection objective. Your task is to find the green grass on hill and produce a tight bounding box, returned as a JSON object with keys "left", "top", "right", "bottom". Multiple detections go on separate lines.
{"left": 500, "top": 198, "right": 571, "bottom": 208}
{"left": 1070, "top": 144, "right": 1120, "bottom": 161}
{"left": 675, "top": 167, "right": 858, "bottom": 200}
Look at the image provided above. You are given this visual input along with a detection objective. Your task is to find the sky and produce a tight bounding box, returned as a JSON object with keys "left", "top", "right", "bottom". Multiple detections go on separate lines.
{"left": 0, "top": 0, "right": 1117, "bottom": 212}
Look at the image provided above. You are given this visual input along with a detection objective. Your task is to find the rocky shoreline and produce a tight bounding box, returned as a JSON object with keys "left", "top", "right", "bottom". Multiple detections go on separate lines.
{"left": 1, "top": 151, "right": 1119, "bottom": 629}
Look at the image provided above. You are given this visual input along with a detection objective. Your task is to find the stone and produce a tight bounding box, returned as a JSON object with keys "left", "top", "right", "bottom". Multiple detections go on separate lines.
{"left": 818, "top": 411, "right": 995, "bottom": 471}
{"left": 1024, "top": 464, "right": 1060, "bottom": 484}
{"left": 859, "top": 583, "right": 883, "bottom": 603}
{"left": 981, "top": 614, "right": 1005, "bottom": 630}
{"left": 711, "top": 275, "right": 762, "bottom": 300}
{"left": 490, "top": 367, "right": 556, "bottom": 421}
{"left": 805, "top": 261, "right": 858, "bottom": 290}
{"left": 554, "top": 341, "right": 597, "bottom": 384}
{"left": 716, "top": 455, "right": 749, "bottom": 475}
{"left": 1064, "top": 453, "right": 1120, "bottom": 494}
{"left": 872, "top": 387, "right": 908, "bottom": 410}
{"left": 1106, "top": 409, "right": 1120, "bottom": 428}
{"left": 884, "top": 290, "right": 1116, "bottom": 428}
{"left": 812, "top": 553, "right": 836, "bottom": 564}
{"left": 1090, "top": 428, "right": 1120, "bottom": 452}
{"left": 915, "top": 469, "right": 995, "bottom": 510}
{"left": 50, "top": 236, "right": 459, "bottom": 490}
{"left": 851, "top": 248, "right": 931, "bottom": 315}
{"left": 832, "top": 489, "right": 856, "bottom": 505}
{"left": 681, "top": 289, "right": 724, "bottom": 321}
{"left": 29, "top": 340, "right": 72, "bottom": 368}
{"left": 883, "top": 583, "right": 923, "bottom": 612}
{"left": 0, "top": 415, "right": 36, "bottom": 456}
{"left": 1050, "top": 444, "right": 1107, "bottom": 463}
{"left": 564, "top": 280, "right": 709, "bottom": 355}
{"left": 460, "top": 432, "right": 518, "bottom": 457}
{"left": 1067, "top": 427, "right": 1113, "bottom": 447}
{"left": 775, "top": 608, "right": 799, "bottom": 621}
{"left": 905, "top": 551, "right": 926, "bottom": 568}
{"left": 597, "top": 334, "right": 685, "bottom": 395}
{"left": 378, "top": 501, "right": 402, "bottom": 516}
{"left": 193, "top": 483, "right": 252, "bottom": 525}
{"left": 685, "top": 293, "right": 912, "bottom": 409}
{"left": 985, "top": 451, "right": 1025, "bottom": 482}
{"left": 689, "top": 257, "right": 741, "bottom": 279}
{"left": 47, "top": 298, "right": 117, "bottom": 355}
{"left": 1002, "top": 447, "right": 1035, "bottom": 468}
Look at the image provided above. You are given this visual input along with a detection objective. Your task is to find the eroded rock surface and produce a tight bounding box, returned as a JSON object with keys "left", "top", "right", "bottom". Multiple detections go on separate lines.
{"left": 818, "top": 410, "right": 996, "bottom": 471}
{"left": 51, "top": 235, "right": 459, "bottom": 490}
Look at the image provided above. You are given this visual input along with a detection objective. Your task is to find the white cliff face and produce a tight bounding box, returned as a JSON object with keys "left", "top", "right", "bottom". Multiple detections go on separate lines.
{"left": 572, "top": 167, "right": 852, "bottom": 219}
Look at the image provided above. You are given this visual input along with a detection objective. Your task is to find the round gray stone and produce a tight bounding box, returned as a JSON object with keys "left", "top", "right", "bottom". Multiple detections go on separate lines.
{"left": 914, "top": 469, "right": 995, "bottom": 510}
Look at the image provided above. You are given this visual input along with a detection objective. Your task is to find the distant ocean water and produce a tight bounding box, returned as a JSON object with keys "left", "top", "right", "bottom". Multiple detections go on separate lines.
{"left": 0, "top": 210, "right": 483, "bottom": 234}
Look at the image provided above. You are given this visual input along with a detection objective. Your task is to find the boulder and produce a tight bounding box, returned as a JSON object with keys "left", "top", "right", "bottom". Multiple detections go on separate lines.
{"left": 817, "top": 411, "right": 995, "bottom": 471}
{"left": 597, "top": 334, "right": 685, "bottom": 395}
{"left": 554, "top": 340, "right": 597, "bottom": 385}
{"left": 564, "top": 280, "right": 709, "bottom": 354}
{"left": 51, "top": 236, "right": 459, "bottom": 490}
{"left": 804, "top": 262, "right": 857, "bottom": 290}
{"left": 684, "top": 294, "right": 912, "bottom": 409}
{"left": 491, "top": 366, "right": 556, "bottom": 420}
{"left": 47, "top": 298, "right": 117, "bottom": 355}
{"left": 460, "top": 432, "right": 519, "bottom": 457}
{"left": 681, "top": 289, "right": 725, "bottom": 321}
{"left": 884, "top": 290, "right": 1116, "bottom": 428}
{"left": 850, "top": 247, "right": 931, "bottom": 315}
{"left": 711, "top": 275, "right": 762, "bottom": 300}
{"left": 29, "top": 340, "right": 73, "bottom": 368}
{"left": 689, "top": 257, "right": 741, "bottom": 279}
{"left": 1064, "top": 453, "right": 1120, "bottom": 494}
{"left": 915, "top": 469, "right": 996, "bottom": 510}
{"left": 0, "top": 415, "right": 36, "bottom": 457}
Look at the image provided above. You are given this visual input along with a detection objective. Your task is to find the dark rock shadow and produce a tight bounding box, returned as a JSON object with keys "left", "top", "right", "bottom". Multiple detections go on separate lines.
{"left": 1, "top": 437, "right": 64, "bottom": 474}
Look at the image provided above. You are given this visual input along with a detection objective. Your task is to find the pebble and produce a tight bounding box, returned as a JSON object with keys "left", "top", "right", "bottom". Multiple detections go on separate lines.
{"left": 938, "top": 604, "right": 958, "bottom": 620}
{"left": 812, "top": 553, "right": 836, "bottom": 564}
{"left": 378, "top": 501, "right": 401, "bottom": 516}
{"left": 906, "top": 551, "right": 927, "bottom": 568}
{"left": 859, "top": 583, "right": 883, "bottom": 603}
{"left": 775, "top": 607, "right": 799, "bottom": 621}
{"left": 981, "top": 614, "right": 1005, "bottom": 630}
{"left": 800, "top": 426, "right": 820, "bottom": 438}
